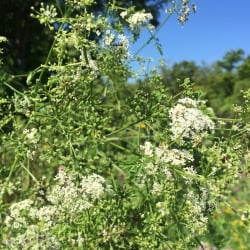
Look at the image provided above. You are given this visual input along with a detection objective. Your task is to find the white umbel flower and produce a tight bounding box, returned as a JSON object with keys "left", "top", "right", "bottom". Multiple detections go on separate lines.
{"left": 169, "top": 98, "right": 215, "bottom": 143}
{"left": 125, "top": 12, "right": 153, "bottom": 31}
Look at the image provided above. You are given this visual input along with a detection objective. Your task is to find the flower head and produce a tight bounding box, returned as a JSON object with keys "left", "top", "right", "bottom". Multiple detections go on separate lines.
{"left": 169, "top": 98, "right": 215, "bottom": 143}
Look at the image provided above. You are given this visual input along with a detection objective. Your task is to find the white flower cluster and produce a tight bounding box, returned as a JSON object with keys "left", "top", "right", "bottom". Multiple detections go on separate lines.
{"left": 4, "top": 170, "right": 107, "bottom": 249}
{"left": 120, "top": 11, "right": 153, "bottom": 32}
{"left": 178, "top": 1, "right": 191, "bottom": 24}
{"left": 103, "top": 30, "right": 115, "bottom": 46}
{"left": 155, "top": 145, "right": 194, "bottom": 166}
{"left": 117, "top": 34, "right": 129, "bottom": 51}
{"left": 102, "top": 31, "right": 130, "bottom": 59}
{"left": 5, "top": 199, "right": 34, "bottom": 229}
{"left": 0, "top": 36, "right": 7, "bottom": 65}
{"left": 141, "top": 141, "right": 193, "bottom": 167}
{"left": 139, "top": 141, "right": 194, "bottom": 190}
{"left": 23, "top": 127, "right": 39, "bottom": 160}
{"left": 169, "top": 98, "right": 215, "bottom": 143}
{"left": 151, "top": 182, "right": 163, "bottom": 195}
{"left": 165, "top": 0, "right": 196, "bottom": 25}
{"left": 23, "top": 128, "right": 38, "bottom": 144}
{"left": 184, "top": 190, "right": 208, "bottom": 235}
{"left": 70, "top": 13, "right": 96, "bottom": 32}
{"left": 64, "top": 0, "right": 95, "bottom": 9}
{"left": 14, "top": 95, "right": 32, "bottom": 116}
{"left": 103, "top": 31, "right": 129, "bottom": 50}
{"left": 141, "top": 141, "right": 154, "bottom": 157}
{"left": 0, "top": 36, "right": 7, "bottom": 43}
{"left": 80, "top": 173, "right": 105, "bottom": 199}
{"left": 48, "top": 170, "right": 106, "bottom": 212}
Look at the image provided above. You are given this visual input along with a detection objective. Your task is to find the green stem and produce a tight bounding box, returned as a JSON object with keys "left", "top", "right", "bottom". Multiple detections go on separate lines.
{"left": 105, "top": 135, "right": 149, "bottom": 141}
{"left": 213, "top": 117, "right": 241, "bottom": 122}
{"left": 21, "top": 163, "right": 40, "bottom": 185}
{"left": 83, "top": 46, "right": 89, "bottom": 66}
{"left": 1, "top": 157, "right": 18, "bottom": 204}
{"left": 11, "top": 73, "right": 27, "bottom": 79}
{"left": 38, "top": 38, "right": 57, "bottom": 82}
{"left": 223, "top": 200, "right": 238, "bottom": 214}
{"left": 108, "top": 141, "right": 140, "bottom": 156}
{"left": 171, "top": 167, "right": 206, "bottom": 182}
{"left": 106, "top": 119, "right": 144, "bottom": 137}
{"left": 134, "top": 12, "right": 173, "bottom": 56}
{"left": 55, "top": 0, "right": 64, "bottom": 16}
{"left": 3, "top": 82, "right": 25, "bottom": 96}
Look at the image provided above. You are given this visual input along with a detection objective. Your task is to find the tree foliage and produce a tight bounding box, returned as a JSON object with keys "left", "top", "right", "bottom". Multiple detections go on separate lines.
{"left": 161, "top": 49, "right": 250, "bottom": 116}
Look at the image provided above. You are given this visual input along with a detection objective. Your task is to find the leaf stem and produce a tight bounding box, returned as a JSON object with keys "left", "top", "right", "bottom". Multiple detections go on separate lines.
{"left": 3, "top": 82, "right": 25, "bottom": 96}
{"left": 106, "top": 119, "right": 143, "bottom": 137}
{"left": 134, "top": 12, "right": 173, "bottom": 56}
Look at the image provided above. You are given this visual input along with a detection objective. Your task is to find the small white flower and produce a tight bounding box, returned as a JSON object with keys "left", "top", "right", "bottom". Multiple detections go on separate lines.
{"left": 178, "top": 97, "right": 198, "bottom": 107}
{"left": 151, "top": 182, "right": 163, "bottom": 194}
{"left": 103, "top": 30, "right": 115, "bottom": 46}
{"left": 23, "top": 128, "right": 38, "bottom": 143}
{"left": 118, "top": 34, "right": 129, "bottom": 50}
{"left": 96, "top": 30, "right": 101, "bottom": 36}
{"left": 141, "top": 141, "right": 153, "bottom": 157}
{"left": 27, "top": 149, "right": 35, "bottom": 160}
{"left": 157, "top": 146, "right": 194, "bottom": 166}
{"left": 120, "top": 11, "right": 128, "bottom": 19}
{"left": 144, "top": 162, "right": 157, "bottom": 175}
{"left": 0, "top": 36, "right": 7, "bottom": 42}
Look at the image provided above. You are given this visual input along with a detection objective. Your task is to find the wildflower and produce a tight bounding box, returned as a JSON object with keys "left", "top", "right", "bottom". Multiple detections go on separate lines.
{"left": 151, "top": 182, "right": 163, "bottom": 194}
{"left": 32, "top": 3, "right": 58, "bottom": 26}
{"left": 140, "top": 141, "right": 194, "bottom": 185}
{"left": 136, "top": 122, "right": 146, "bottom": 129}
{"left": 169, "top": 98, "right": 215, "bottom": 143}
{"left": 0, "top": 36, "right": 7, "bottom": 42}
{"left": 126, "top": 12, "right": 153, "bottom": 31}
{"left": 64, "top": 0, "right": 95, "bottom": 9}
{"left": 233, "top": 104, "right": 243, "bottom": 113}
{"left": 80, "top": 173, "right": 105, "bottom": 199}
{"left": 49, "top": 171, "right": 79, "bottom": 206}
{"left": 23, "top": 128, "right": 38, "bottom": 144}
{"left": 140, "top": 141, "right": 153, "bottom": 157}
{"left": 27, "top": 149, "right": 35, "bottom": 160}
{"left": 178, "top": 97, "right": 198, "bottom": 107}
{"left": 5, "top": 199, "right": 33, "bottom": 228}
{"left": 103, "top": 30, "right": 115, "bottom": 46}
{"left": 184, "top": 191, "right": 208, "bottom": 234}
{"left": 120, "top": 11, "right": 128, "bottom": 19}
{"left": 35, "top": 206, "right": 58, "bottom": 226}
{"left": 183, "top": 166, "right": 197, "bottom": 183}
{"left": 155, "top": 146, "right": 194, "bottom": 166}
{"left": 16, "top": 95, "right": 31, "bottom": 116}
{"left": 144, "top": 162, "right": 158, "bottom": 175}
{"left": 118, "top": 34, "right": 129, "bottom": 50}
{"left": 96, "top": 30, "right": 101, "bottom": 36}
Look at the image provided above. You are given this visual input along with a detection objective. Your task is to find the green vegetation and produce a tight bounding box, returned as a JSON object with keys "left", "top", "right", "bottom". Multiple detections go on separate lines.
{"left": 0, "top": 0, "right": 249, "bottom": 249}
{"left": 161, "top": 48, "right": 250, "bottom": 117}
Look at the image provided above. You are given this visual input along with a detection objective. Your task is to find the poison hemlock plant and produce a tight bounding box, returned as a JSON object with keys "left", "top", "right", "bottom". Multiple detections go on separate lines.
{"left": 0, "top": 0, "right": 249, "bottom": 249}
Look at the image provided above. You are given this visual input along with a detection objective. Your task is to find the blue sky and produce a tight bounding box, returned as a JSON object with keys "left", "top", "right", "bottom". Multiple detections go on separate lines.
{"left": 130, "top": 0, "right": 250, "bottom": 69}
